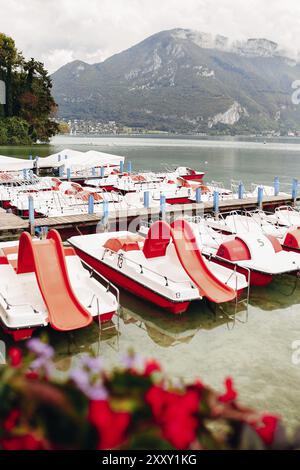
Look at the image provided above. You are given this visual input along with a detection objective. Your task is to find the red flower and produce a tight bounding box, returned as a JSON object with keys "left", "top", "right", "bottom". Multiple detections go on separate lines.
{"left": 162, "top": 414, "right": 198, "bottom": 449}
{"left": 8, "top": 348, "right": 22, "bottom": 368}
{"left": 144, "top": 359, "right": 161, "bottom": 377}
{"left": 88, "top": 400, "right": 131, "bottom": 450}
{"left": 218, "top": 377, "right": 238, "bottom": 403}
{"left": 0, "top": 434, "right": 46, "bottom": 450}
{"left": 253, "top": 414, "right": 279, "bottom": 446}
{"left": 145, "top": 385, "right": 167, "bottom": 421}
{"left": 146, "top": 386, "right": 200, "bottom": 449}
{"left": 25, "top": 371, "right": 39, "bottom": 380}
{"left": 161, "top": 390, "right": 199, "bottom": 449}
{"left": 3, "top": 409, "right": 21, "bottom": 432}
{"left": 193, "top": 380, "right": 205, "bottom": 392}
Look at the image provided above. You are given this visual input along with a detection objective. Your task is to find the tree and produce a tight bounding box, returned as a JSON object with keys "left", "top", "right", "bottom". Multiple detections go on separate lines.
{"left": 0, "top": 34, "right": 22, "bottom": 117}
{"left": 0, "top": 33, "right": 59, "bottom": 144}
{"left": 19, "top": 58, "right": 59, "bottom": 141}
{"left": 58, "top": 121, "right": 71, "bottom": 134}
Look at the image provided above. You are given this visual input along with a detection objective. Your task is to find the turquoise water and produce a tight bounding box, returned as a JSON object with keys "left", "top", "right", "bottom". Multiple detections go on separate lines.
{"left": 1, "top": 135, "right": 300, "bottom": 432}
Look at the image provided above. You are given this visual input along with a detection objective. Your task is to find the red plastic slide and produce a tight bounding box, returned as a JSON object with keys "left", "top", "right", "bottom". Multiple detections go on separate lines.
{"left": 171, "top": 220, "right": 236, "bottom": 303}
{"left": 17, "top": 230, "right": 93, "bottom": 331}
{"left": 143, "top": 220, "right": 236, "bottom": 304}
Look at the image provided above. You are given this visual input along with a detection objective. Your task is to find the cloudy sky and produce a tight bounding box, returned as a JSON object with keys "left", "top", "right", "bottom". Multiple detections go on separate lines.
{"left": 0, "top": 0, "right": 299, "bottom": 72}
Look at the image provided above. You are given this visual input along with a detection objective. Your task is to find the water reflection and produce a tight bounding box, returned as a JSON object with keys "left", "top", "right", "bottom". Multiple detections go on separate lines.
{"left": 121, "top": 290, "right": 249, "bottom": 347}
{"left": 249, "top": 275, "right": 300, "bottom": 311}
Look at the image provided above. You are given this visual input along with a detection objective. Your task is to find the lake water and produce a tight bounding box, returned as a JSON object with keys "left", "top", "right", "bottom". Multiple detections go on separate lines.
{"left": 1, "top": 135, "right": 300, "bottom": 432}
{"left": 2, "top": 134, "right": 300, "bottom": 188}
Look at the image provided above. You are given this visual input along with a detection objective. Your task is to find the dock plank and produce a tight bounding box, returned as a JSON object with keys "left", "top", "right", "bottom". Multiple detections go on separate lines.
{"left": 32, "top": 195, "right": 297, "bottom": 229}
{"left": 0, "top": 211, "right": 28, "bottom": 232}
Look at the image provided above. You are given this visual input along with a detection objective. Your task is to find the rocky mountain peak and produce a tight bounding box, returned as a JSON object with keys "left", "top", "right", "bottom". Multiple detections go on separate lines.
{"left": 52, "top": 28, "right": 300, "bottom": 134}
{"left": 161, "top": 28, "right": 287, "bottom": 59}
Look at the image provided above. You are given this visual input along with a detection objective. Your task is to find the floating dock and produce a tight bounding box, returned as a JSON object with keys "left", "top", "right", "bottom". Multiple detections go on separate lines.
{"left": 0, "top": 194, "right": 297, "bottom": 240}
{"left": 0, "top": 208, "right": 29, "bottom": 240}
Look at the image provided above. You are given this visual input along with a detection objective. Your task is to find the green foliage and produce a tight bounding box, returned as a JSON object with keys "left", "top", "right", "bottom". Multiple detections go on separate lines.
{"left": 0, "top": 32, "right": 58, "bottom": 144}
{"left": 0, "top": 117, "right": 32, "bottom": 145}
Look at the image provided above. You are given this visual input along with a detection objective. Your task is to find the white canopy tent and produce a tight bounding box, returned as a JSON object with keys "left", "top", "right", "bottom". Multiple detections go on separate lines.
{"left": 37, "top": 149, "right": 83, "bottom": 168}
{"left": 85, "top": 150, "right": 125, "bottom": 167}
{"left": 0, "top": 155, "right": 33, "bottom": 172}
{"left": 38, "top": 148, "right": 125, "bottom": 170}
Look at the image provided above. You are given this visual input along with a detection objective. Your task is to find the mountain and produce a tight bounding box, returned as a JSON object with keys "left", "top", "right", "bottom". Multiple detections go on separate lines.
{"left": 51, "top": 28, "right": 300, "bottom": 134}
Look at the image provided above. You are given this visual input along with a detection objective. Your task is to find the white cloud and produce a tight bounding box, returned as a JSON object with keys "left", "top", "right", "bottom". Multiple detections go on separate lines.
{"left": 0, "top": 0, "right": 300, "bottom": 72}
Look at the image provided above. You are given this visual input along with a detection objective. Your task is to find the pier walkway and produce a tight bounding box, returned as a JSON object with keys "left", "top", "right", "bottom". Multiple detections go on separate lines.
{"left": 0, "top": 208, "right": 29, "bottom": 240}
{"left": 0, "top": 194, "right": 297, "bottom": 240}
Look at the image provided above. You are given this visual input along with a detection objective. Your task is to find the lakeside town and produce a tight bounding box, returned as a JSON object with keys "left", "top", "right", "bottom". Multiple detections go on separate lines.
{"left": 60, "top": 118, "right": 300, "bottom": 138}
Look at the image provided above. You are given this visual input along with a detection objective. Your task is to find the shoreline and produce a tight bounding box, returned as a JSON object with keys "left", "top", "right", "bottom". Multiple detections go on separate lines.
{"left": 1, "top": 133, "right": 300, "bottom": 149}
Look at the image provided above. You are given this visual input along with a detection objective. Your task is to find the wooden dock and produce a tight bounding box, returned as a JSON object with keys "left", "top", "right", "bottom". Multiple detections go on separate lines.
{"left": 0, "top": 194, "right": 298, "bottom": 240}
{"left": 33, "top": 194, "right": 297, "bottom": 239}
{"left": 0, "top": 208, "right": 29, "bottom": 240}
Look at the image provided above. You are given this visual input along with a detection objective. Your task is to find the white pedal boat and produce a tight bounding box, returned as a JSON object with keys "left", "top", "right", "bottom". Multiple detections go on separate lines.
{"left": 206, "top": 212, "right": 300, "bottom": 254}
{"left": 0, "top": 230, "right": 119, "bottom": 341}
{"left": 259, "top": 206, "right": 300, "bottom": 228}
{"left": 68, "top": 220, "right": 248, "bottom": 315}
{"left": 188, "top": 218, "right": 300, "bottom": 286}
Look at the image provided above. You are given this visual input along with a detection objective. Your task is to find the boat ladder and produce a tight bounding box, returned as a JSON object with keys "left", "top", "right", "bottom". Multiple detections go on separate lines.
{"left": 84, "top": 262, "right": 121, "bottom": 354}
{"left": 206, "top": 255, "right": 251, "bottom": 330}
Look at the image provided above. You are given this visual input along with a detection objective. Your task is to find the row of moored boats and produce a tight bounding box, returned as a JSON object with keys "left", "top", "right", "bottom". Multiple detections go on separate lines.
{"left": 0, "top": 163, "right": 287, "bottom": 218}
{"left": 1, "top": 206, "right": 300, "bottom": 341}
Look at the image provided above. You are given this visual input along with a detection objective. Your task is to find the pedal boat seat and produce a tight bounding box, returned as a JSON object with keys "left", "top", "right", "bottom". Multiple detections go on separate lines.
{"left": 104, "top": 235, "right": 144, "bottom": 252}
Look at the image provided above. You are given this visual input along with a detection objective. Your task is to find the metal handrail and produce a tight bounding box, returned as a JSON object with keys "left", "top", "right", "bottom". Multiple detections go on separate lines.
{"left": 0, "top": 291, "right": 41, "bottom": 314}
{"left": 81, "top": 260, "right": 120, "bottom": 311}
{"left": 101, "top": 247, "right": 195, "bottom": 288}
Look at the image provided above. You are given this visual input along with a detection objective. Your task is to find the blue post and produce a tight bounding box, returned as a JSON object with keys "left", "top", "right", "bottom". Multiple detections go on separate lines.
{"left": 41, "top": 226, "right": 49, "bottom": 238}
{"left": 274, "top": 177, "right": 280, "bottom": 196}
{"left": 88, "top": 194, "right": 94, "bottom": 215}
{"left": 28, "top": 196, "right": 35, "bottom": 228}
{"left": 127, "top": 161, "right": 132, "bottom": 174}
{"left": 120, "top": 160, "right": 124, "bottom": 174}
{"left": 160, "top": 194, "right": 166, "bottom": 218}
{"left": 92, "top": 167, "right": 96, "bottom": 177}
{"left": 103, "top": 200, "right": 109, "bottom": 219}
{"left": 58, "top": 154, "right": 61, "bottom": 162}
{"left": 257, "top": 186, "right": 264, "bottom": 209}
{"left": 29, "top": 155, "right": 33, "bottom": 161}
{"left": 195, "top": 187, "right": 202, "bottom": 203}
{"left": 59, "top": 165, "right": 65, "bottom": 178}
{"left": 22, "top": 168, "right": 27, "bottom": 180}
{"left": 144, "top": 191, "right": 150, "bottom": 208}
{"left": 238, "top": 182, "right": 244, "bottom": 200}
{"left": 100, "top": 167, "right": 105, "bottom": 178}
{"left": 67, "top": 168, "right": 71, "bottom": 181}
{"left": 292, "top": 178, "right": 298, "bottom": 202}
{"left": 213, "top": 191, "right": 219, "bottom": 215}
